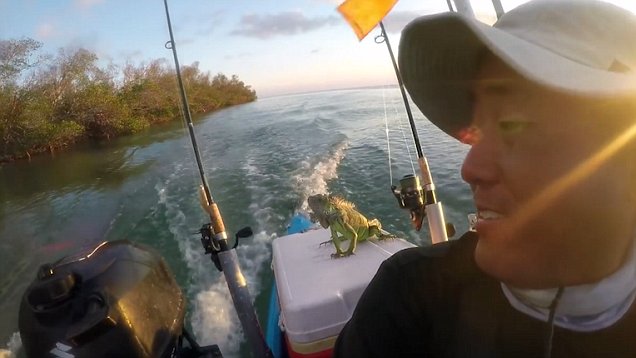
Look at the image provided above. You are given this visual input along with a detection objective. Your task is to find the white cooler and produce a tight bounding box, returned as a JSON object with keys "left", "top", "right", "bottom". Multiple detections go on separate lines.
{"left": 272, "top": 228, "right": 415, "bottom": 357}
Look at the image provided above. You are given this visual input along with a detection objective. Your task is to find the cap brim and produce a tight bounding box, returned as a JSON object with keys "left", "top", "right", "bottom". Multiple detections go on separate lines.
{"left": 399, "top": 12, "right": 636, "bottom": 138}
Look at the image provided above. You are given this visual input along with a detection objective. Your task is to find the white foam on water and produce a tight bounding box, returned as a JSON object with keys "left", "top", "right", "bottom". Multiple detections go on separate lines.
{"left": 158, "top": 139, "right": 350, "bottom": 357}
{"left": 157, "top": 196, "right": 242, "bottom": 355}
{"left": 155, "top": 168, "right": 241, "bottom": 355}
{"left": 157, "top": 160, "right": 277, "bottom": 357}
{"left": 188, "top": 230, "right": 274, "bottom": 358}
{"left": 243, "top": 155, "right": 289, "bottom": 231}
{"left": 0, "top": 332, "right": 21, "bottom": 358}
{"left": 189, "top": 280, "right": 239, "bottom": 355}
{"left": 292, "top": 140, "right": 349, "bottom": 209}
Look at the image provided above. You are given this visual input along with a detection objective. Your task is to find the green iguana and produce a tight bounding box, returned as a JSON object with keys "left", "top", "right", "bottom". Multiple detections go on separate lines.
{"left": 307, "top": 194, "right": 393, "bottom": 258}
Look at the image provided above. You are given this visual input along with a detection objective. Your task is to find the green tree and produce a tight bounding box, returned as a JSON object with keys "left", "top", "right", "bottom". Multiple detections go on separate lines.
{"left": 0, "top": 38, "right": 51, "bottom": 159}
{"left": 0, "top": 38, "right": 41, "bottom": 86}
{"left": 119, "top": 59, "right": 179, "bottom": 124}
{"left": 0, "top": 37, "right": 258, "bottom": 162}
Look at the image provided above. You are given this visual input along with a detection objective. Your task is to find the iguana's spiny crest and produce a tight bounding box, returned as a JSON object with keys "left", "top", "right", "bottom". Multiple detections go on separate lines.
{"left": 307, "top": 194, "right": 391, "bottom": 258}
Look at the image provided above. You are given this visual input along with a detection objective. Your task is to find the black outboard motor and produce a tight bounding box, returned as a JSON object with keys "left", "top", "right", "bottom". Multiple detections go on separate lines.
{"left": 19, "top": 240, "right": 187, "bottom": 358}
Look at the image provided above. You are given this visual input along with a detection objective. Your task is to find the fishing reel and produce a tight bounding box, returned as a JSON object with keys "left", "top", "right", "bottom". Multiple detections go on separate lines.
{"left": 199, "top": 224, "right": 253, "bottom": 272}
{"left": 392, "top": 174, "right": 427, "bottom": 231}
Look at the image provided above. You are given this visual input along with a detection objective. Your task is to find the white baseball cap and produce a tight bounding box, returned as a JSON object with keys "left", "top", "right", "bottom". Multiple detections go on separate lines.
{"left": 399, "top": 0, "right": 636, "bottom": 138}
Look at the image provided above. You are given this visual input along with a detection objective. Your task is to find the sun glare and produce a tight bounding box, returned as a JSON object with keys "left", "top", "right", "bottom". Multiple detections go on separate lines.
{"left": 510, "top": 120, "right": 636, "bottom": 231}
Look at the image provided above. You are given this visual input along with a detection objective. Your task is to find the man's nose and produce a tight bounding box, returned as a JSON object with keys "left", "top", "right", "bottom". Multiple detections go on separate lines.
{"left": 461, "top": 127, "right": 499, "bottom": 187}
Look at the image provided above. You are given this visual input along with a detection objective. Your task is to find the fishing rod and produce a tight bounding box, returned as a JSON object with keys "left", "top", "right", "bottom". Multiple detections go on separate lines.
{"left": 454, "top": 0, "right": 505, "bottom": 20}
{"left": 376, "top": 22, "right": 452, "bottom": 244}
{"left": 492, "top": 0, "right": 505, "bottom": 19}
{"left": 452, "top": 0, "right": 475, "bottom": 17}
{"left": 161, "top": 1, "right": 273, "bottom": 357}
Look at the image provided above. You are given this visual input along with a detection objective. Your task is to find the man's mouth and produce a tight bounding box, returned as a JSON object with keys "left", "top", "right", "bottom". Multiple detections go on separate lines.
{"left": 477, "top": 210, "right": 503, "bottom": 221}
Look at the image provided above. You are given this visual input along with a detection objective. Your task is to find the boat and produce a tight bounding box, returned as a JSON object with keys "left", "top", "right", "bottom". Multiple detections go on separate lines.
{"left": 262, "top": 1, "right": 483, "bottom": 355}
{"left": 260, "top": 2, "right": 507, "bottom": 357}
{"left": 15, "top": 0, "right": 495, "bottom": 357}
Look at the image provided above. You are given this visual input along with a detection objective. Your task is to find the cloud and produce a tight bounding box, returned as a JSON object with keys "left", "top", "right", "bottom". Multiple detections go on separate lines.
{"left": 74, "top": 0, "right": 104, "bottom": 10}
{"left": 382, "top": 10, "right": 423, "bottom": 34}
{"left": 311, "top": 0, "right": 342, "bottom": 4}
{"left": 383, "top": 9, "right": 496, "bottom": 31}
{"left": 224, "top": 52, "right": 253, "bottom": 60}
{"left": 231, "top": 11, "right": 340, "bottom": 39}
{"left": 174, "top": 37, "right": 196, "bottom": 47}
{"left": 182, "top": 9, "right": 227, "bottom": 37}
{"left": 36, "top": 22, "right": 57, "bottom": 39}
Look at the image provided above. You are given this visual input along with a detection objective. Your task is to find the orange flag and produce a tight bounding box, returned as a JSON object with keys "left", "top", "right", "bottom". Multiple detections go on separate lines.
{"left": 337, "top": 0, "right": 399, "bottom": 41}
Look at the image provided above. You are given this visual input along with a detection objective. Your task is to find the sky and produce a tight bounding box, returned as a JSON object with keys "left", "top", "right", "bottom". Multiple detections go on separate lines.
{"left": 3, "top": 0, "right": 636, "bottom": 98}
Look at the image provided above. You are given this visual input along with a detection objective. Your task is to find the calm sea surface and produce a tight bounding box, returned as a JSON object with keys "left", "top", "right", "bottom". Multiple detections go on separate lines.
{"left": 0, "top": 88, "right": 473, "bottom": 357}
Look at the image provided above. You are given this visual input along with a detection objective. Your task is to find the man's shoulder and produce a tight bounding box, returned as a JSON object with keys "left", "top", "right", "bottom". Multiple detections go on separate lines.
{"left": 393, "top": 230, "right": 478, "bottom": 259}
{"left": 383, "top": 231, "right": 482, "bottom": 282}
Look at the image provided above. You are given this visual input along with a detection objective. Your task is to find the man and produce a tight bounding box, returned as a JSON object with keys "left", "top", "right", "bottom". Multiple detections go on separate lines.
{"left": 334, "top": 0, "right": 636, "bottom": 357}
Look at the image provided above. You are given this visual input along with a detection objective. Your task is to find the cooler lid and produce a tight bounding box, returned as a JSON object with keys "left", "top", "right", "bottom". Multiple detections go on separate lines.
{"left": 272, "top": 228, "right": 415, "bottom": 344}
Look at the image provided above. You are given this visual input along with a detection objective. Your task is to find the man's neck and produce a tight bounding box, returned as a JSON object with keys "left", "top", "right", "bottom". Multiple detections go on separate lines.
{"left": 501, "top": 241, "right": 636, "bottom": 332}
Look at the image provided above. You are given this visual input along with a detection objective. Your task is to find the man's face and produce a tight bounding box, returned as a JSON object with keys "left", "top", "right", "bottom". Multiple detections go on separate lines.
{"left": 462, "top": 55, "right": 636, "bottom": 289}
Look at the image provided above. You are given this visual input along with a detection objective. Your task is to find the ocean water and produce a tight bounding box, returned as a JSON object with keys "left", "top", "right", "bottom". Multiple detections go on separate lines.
{"left": 0, "top": 87, "right": 473, "bottom": 357}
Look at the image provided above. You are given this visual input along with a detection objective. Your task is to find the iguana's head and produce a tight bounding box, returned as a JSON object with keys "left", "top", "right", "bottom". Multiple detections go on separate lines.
{"left": 308, "top": 194, "right": 331, "bottom": 228}
{"left": 308, "top": 194, "right": 329, "bottom": 211}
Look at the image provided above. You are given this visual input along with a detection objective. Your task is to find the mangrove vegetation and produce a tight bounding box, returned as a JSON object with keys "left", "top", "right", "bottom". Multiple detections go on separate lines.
{"left": 0, "top": 38, "right": 257, "bottom": 162}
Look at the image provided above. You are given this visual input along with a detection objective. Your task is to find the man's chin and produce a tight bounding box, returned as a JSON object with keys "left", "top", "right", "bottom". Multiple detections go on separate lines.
{"left": 474, "top": 242, "right": 558, "bottom": 289}
{"left": 474, "top": 240, "right": 530, "bottom": 287}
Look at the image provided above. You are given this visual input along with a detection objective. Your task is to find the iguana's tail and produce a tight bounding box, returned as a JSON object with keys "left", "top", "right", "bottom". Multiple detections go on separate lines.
{"left": 370, "top": 219, "right": 396, "bottom": 240}
{"left": 369, "top": 218, "right": 382, "bottom": 232}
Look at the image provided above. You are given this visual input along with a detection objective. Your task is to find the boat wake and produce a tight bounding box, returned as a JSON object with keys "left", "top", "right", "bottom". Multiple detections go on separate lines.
{"left": 154, "top": 159, "right": 280, "bottom": 356}
{"left": 292, "top": 139, "right": 350, "bottom": 211}
{"left": 155, "top": 167, "right": 256, "bottom": 358}
{"left": 144, "top": 136, "right": 350, "bottom": 358}
{"left": 0, "top": 332, "right": 21, "bottom": 358}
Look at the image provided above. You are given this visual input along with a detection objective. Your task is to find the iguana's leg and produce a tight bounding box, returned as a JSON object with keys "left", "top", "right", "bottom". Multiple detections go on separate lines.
{"left": 318, "top": 228, "right": 337, "bottom": 247}
{"left": 342, "top": 222, "right": 358, "bottom": 257}
{"left": 318, "top": 212, "right": 339, "bottom": 247}
{"left": 330, "top": 226, "right": 345, "bottom": 258}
